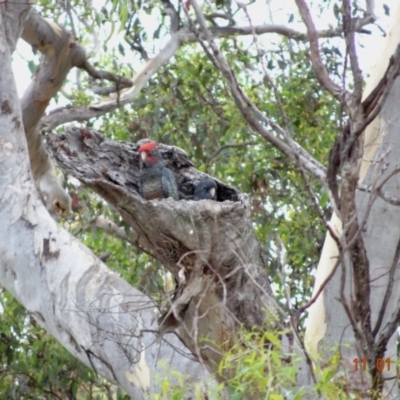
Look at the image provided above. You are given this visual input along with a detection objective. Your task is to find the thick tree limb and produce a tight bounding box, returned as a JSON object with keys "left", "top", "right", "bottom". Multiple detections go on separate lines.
{"left": 2, "top": 1, "right": 31, "bottom": 52}
{"left": 46, "top": 127, "right": 283, "bottom": 376}
{"left": 206, "top": 17, "right": 373, "bottom": 40}
{"left": 20, "top": 10, "right": 132, "bottom": 215}
{"left": 160, "top": 0, "right": 180, "bottom": 33}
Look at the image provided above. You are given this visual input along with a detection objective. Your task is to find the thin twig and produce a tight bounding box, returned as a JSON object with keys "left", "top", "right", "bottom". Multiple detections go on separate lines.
{"left": 206, "top": 141, "right": 257, "bottom": 163}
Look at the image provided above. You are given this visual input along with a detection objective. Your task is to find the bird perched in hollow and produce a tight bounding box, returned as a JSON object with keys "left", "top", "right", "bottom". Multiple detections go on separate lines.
{"left": 138, "top": 141, "right": 179, "bottom": 201}
{"left": 193, "top": 178, "right": 217, "bottom": 201}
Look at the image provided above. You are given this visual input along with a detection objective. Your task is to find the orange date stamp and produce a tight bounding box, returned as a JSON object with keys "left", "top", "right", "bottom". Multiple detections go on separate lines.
{"left": 353, "top": 358, "right": 391, "bottom": 371}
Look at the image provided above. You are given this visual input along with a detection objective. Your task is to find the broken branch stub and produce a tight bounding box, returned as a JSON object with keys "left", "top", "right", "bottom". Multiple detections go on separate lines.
{"left": 47, "top": 127, "right": 280, "bottom": 369}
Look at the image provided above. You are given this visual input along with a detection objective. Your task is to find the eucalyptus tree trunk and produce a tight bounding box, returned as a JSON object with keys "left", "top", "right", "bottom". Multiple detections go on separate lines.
{"left": 0, "top": 4, "right": 210, "bottom": 399}
{"left": 305, "top": 4, "right": 400, "bottom": 397}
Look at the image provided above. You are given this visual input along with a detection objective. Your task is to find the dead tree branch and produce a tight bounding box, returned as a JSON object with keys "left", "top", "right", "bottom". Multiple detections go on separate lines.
{"left": 47, "top": 127, "right": 283, "bottom": 378}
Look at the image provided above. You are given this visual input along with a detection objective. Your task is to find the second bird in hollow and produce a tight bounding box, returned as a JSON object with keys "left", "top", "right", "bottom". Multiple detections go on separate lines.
{"left": 193, "top": 178, "right": 217, "bottom": 201}
{"left": 139, "top": 141, "right": 179, "bottom": 201}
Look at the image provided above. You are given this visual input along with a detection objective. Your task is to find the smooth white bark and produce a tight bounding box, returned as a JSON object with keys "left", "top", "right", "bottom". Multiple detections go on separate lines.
{"left": 0, "top": 6, "right": 208, "bottom": 399}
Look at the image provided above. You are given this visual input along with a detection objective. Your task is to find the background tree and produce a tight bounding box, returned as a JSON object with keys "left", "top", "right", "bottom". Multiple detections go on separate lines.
{"left": 0, "top": 0, "right": 399, "bottom": 399}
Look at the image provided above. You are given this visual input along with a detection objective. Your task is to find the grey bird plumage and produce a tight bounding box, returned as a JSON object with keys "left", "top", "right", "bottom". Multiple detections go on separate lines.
{"left": 139, "top": 141, "right": 179, "bottom": 201}
{"left": 193, "top": 178, "right": 217, "bottom": 201}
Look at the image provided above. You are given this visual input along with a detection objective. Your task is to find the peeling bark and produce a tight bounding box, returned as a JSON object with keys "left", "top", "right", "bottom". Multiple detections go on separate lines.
{"left": 20, "top": 11, "right": 88, "bottom": 214}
